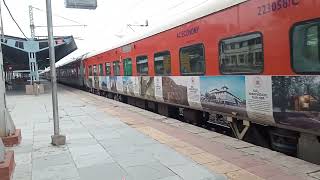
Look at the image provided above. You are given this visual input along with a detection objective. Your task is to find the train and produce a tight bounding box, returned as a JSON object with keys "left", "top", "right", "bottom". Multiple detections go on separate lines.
{"left": 43, "top": 0, "right": 320, "bottom": 164}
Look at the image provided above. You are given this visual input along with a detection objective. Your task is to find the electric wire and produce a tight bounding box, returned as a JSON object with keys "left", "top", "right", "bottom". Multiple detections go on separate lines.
{"left": 30, "top": 5, "right": 86, "bottom": 40}
{"left": 2, "top": 0, "right": 28, "bottom": 38}
{"left": 176, "top": 0, "right": 209, "bottom": 15}
{"left": 144, "top": 0, "right": 209, "bottom": 27}
{"left": 149, "top": 0, "right": 209, "bottom": 21}
{"left": 31, "top": 6, "right": 84, "bottom": 26}
{"left": 125, "top": 0, "right": 209, "bottom": 32}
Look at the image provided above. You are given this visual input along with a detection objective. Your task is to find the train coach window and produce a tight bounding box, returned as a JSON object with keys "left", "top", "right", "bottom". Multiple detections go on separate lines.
{"left": 93, "top": 65, "right": 97, "bottom": 76}
{"left": 113, "top": 61, "right": 120, "bottom": 76}
{"left": 154, "top": 51, "right": 171, "bottom": 75}
{"left": 99, "top": 64, "right": 103, "bottom": 76}
{"left": 123, "top": 58, "right": 132, "bottom": 76}
{"left": 105, "top": 63, "right": 111, "bottom": 75}
{"left": 219, "top": 33, "right": 264, "bottom": 74}
{"left": 291, "top": 20, "right": 320, "bottom": 73}
{"left": 136, "top": 55, "right": 148, "bottom": 75}
{"left": 89, "top": 65, "right": 92, "bottom": 76}
{"left": 180, "top": 44, "right": 205, "bottom": 75}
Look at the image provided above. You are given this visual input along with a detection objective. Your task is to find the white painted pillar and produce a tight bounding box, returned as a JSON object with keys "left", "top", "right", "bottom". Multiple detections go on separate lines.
{"left": 0, "top": 139, "right": 4, "bottom": 163}
{"left": 0, "top": 40, "right": 16, "bottom": 137}
{"left": 0, "top": 39, "right": 7, "bottom": 137}
{"left": 29, "top": 52, "right": 39, "bottom": 84}
{"left": 0, "top": 1, "right": 15, "bottom": 138}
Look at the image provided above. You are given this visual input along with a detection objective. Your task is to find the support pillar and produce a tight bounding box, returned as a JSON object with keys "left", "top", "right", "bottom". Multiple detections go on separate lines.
{"left": 0, "top": 139, "right": 4, "bottom": 163}
{"left": 28, "top": 52, "right": 39, "bottom": 84}
{"left": 0, "top": 1, "right": 20, "bottom": 147}
{"left": 0, "top": 139, "right": 15, "bottom": 180}
{"left": 0, "top": 45, "right": 16, "bottom": 139}
{"left": 0, "top": 45, "right": 15, "bottom": 180}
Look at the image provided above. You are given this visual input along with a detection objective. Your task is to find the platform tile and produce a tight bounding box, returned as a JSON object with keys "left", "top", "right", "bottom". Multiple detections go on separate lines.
{"left": 158, "top": 176, "right": 183, "bottom": 180}
{"left": 190, "top": 152, "right": 221, "bottom": 165}
{"left": 78, "top": 162, "right": 128, "bottom": 180}
{"left": 169, "top": 163, "right": 227, "bottom": 180}
{"left": 13, "top": 164, "right": 32, "bottom": 180}
{"left": 226, "top": 169, "right": 263, "bottom": 180}
{"left": 32, "top": 163, "right": 79, "bottom": 180}
{"left": 112, "top": 151, "right": 158, "bottom": 168}
{"left": 14, "top": 152, "right": 31, "bottom": 165}
{"left": 204, "top": 160, "right": 242, "bottom": 174}
{"left": 154, "top": 149, "right": 192, "bottom": 167}
{"left": 72, "top": 151, "right": 114, "bottom": 168}
{"left": 124, "top": 161, "right": 176, "bottom": 180}
{"left": 32, "top": 153, "right": 73, "bottom": 170}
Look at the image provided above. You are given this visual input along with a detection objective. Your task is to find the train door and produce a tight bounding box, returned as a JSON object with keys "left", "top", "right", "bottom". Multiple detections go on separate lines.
{"left": 79, "top": 60, "right": 85, "bottom": 88}
{"left": 93, "top": 64, "right": 99, "bottom": 89}
{"left": 87, "top": 65, "right": 93, "bottom": 89}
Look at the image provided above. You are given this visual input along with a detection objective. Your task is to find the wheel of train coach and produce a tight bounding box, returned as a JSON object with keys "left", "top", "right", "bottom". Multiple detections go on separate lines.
{"left": 269, "top": 128, "right": 299, "bottom": 156}
{"left": 53, "top": 0, "right": 320, "bottom": 164}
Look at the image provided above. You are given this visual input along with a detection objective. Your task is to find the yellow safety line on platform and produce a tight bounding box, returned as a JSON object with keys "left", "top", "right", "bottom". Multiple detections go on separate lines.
{"left": 105, "top": 108, "right": 264, "bottom": 180}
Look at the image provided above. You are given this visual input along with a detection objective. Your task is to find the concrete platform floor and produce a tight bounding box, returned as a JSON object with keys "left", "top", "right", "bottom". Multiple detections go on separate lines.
{"left": 6, "top": 83, "right": 320, "bottom": 180}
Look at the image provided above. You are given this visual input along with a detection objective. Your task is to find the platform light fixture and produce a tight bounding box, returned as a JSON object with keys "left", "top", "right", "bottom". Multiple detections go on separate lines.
{"left": 65, "top": 0, "right": 97, "bottom": 9}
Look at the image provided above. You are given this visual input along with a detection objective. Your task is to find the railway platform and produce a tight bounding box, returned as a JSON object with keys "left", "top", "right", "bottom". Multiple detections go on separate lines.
{"left": 5, "top": 82, "right": 320, "bottom": 180}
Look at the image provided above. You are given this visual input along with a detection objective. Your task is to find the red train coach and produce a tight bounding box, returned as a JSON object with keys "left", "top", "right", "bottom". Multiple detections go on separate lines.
{"left": 60, "top": 0, "right": 320, "bottom": 162}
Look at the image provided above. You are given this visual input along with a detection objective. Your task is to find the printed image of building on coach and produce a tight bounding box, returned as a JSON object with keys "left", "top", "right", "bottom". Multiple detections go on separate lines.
{"left": 200, "top": 76, "right": 247, "bottom": 118}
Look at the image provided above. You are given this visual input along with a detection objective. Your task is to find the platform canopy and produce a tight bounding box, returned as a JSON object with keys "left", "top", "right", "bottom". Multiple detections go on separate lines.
{"left": 1, "top": 35, "right": 77, "bottom": 71}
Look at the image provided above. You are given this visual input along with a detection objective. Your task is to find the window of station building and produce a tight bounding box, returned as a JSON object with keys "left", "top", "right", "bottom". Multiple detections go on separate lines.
{"left": 15, "top": 41, "right": 24, "bottom": 49}
{"left": 136, "top": 55, "right": 148, "bottom": 75}
{"left": 154, "top": 51, "right": 171, "bottom": 75}
{"left": 105, "top": 63, "right": 111, "bottom": 75}
{"left": 39, "top": 41, "right": 48, "bottom": 49}
{"left": 219, "top": 33, "right": 264, "bottom": 74}
{"left": 89, "top": 65, "right": 92, "bottom": 76}
{"left": 99, "top": 64, "right": 103, "bottom": 76}
{"left": 113, "top": 61, "right": 120, "bottom": 76}
{"left": 240, "top": 41, "right": 248, "bottom": 48}
{"left": 123, "top": 58, "right": 132, "bottom": 76}
{"left": 93, "top": 65, "right": 97, "bottom": 76}
{"left": 180, "top": 43, "right": 205, "bottom": 75}
{"left": 231, "top": 55, "right": 237, "bottom": 65}
{"left": 239, "top": 54, "right": 245, "bottom": 64}
{"left": 291, "top": 20, "right": 320, "bottom": 73}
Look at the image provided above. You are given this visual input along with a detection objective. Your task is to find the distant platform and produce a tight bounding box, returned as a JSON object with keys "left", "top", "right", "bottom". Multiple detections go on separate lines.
{"left": 2, "top": 35, "right": 77, "bottom": 71}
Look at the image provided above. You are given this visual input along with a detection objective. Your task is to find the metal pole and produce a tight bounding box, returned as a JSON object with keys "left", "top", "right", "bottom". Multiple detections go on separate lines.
{"left": 0, "top": 1, "right": 4, "bottom": 40}
{"left": 0, "top": 0, "right": 5, "bottom": 137}
{"left": 46, "top": 0, "right": 65, "bottom": 145}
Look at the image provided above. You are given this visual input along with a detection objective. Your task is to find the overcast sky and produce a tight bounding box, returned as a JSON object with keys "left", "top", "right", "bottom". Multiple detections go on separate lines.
{"left": 1, "top": 0, "right": 210, "bottom": 64}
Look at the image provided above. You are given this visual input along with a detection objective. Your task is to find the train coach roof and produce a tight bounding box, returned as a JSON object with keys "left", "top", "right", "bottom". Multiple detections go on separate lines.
{"left": 56, "top": 52, "right": 90, "bottom": 68}
{"left": 85, "top": 0, "right": 247, "bottom": 59}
